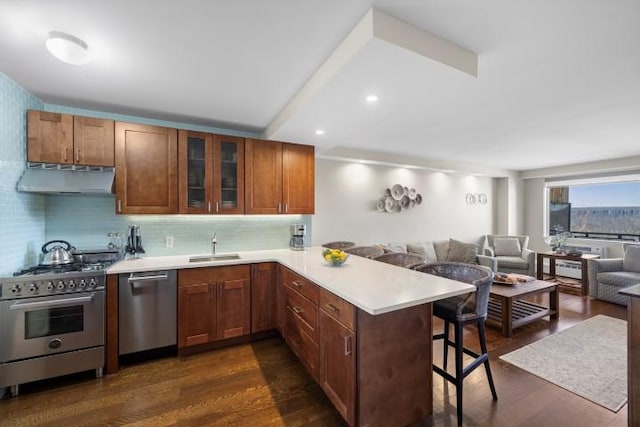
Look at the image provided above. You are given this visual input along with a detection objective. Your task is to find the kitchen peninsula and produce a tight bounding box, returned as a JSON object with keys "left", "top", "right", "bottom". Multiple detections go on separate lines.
{"left": 106, "top": 247, "right": 475, "bottom": 426}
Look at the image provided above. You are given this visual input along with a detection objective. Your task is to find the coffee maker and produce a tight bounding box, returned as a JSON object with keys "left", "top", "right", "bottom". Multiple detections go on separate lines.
{"left": 289, "top": 224, "right": 306, "bottom": 251}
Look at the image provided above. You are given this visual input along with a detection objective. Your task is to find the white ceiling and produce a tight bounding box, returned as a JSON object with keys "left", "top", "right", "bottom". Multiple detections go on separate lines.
{"left": 1, "top": 0, "right": 639, "bottom": 174}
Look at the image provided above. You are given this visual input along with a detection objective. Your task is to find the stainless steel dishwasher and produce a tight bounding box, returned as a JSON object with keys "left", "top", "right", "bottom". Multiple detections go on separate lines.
{"left": 118, "top": 270, "right": 177, "bottom": 355}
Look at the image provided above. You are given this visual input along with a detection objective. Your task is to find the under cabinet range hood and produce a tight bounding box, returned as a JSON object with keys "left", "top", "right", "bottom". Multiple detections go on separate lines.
{"left": 16, "top": 163, "right": 115, "bottom": 195}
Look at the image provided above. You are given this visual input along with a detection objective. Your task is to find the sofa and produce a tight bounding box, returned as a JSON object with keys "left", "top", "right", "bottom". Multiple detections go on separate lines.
{"left": 382, "top": 239, "right": 497, "bottom": 272}
{"left": 588, "top": 243, "right": 640, "bottom": 305}
{"left": 483, "top": 235, "right": 535, "bottom": 277}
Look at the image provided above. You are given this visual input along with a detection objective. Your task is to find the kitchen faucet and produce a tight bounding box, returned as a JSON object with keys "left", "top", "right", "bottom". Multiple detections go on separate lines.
{"left": 211, "top": 232, "right": 217, "bottom": 254}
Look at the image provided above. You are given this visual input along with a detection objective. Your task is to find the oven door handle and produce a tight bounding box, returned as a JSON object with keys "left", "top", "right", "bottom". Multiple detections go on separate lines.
{"left": 9, "top": 294, "right": 95, "bottom": 310}
{"left": 127, "top": 273, "right": 169, "bottom": 283}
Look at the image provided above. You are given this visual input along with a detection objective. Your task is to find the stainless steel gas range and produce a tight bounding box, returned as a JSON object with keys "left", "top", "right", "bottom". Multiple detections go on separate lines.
{"left": 0, "top": 249, "right": 120, "bottom": 397}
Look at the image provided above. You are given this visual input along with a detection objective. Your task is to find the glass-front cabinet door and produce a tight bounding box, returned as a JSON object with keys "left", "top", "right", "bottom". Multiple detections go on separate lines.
{"left": 179, "top": 130, "right": 244, "bottom": 214}
{"left": 178, "top": 130, "right": 213, "bottom": 214}
{"left": 213, "top": 134, "right": 244, "bottom": 214}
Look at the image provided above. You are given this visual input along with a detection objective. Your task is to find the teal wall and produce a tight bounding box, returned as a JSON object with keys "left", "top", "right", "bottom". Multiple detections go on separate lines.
{"left": 0, "top": 73, "right": 45, "bottom": 275}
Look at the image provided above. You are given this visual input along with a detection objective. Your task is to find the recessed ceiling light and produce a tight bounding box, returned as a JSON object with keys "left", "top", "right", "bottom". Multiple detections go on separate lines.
{"left": 365, "top": 94, "right": 379, "bottom": 103}
{"left": 315, "top": 129, "right": 325, "bottom": 135}
{"left": 46, "top": 31, "right": 90, "bottom": 65}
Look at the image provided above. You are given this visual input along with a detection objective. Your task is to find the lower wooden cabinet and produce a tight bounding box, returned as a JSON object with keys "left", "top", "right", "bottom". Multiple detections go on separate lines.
{"left": 178, "top": 265, "right": 250, "bottom": 348}
{"left": 280, "top": 267, "right": 357, "bottom": 425}
{"left": 319, "top": 306, "right": 356, "bottom": 426}
{"left": 251, "top": 263, "right": 277, "bottom": 333}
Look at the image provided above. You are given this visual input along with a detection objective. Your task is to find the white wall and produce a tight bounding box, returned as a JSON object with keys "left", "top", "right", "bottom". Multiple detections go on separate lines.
{"left": 312, "top": 159, "right": 495, "bottom": 247}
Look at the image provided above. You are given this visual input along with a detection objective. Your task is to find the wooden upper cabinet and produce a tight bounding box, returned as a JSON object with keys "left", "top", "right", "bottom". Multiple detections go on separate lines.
{"left": 73, "top": 116, "right": 115, "bottom": 166}
{"left": 283, "top": 143, "right": 315, "bottom": 214}
{"left": 178, "top": 131, "right": 244, "bottom": 214}
{"left": 27, "top": 110, "right": 114, "bottom": 166}
{"left": 178, "top": 130, "right": 213, "bottom": 214}
{"left": 214, "top": 134, "right": 245, "bottom": 214}
{"left": 27, "top": 110, "right": 73, "bottom": 164}
{"left": 245, "top": 139, "right": 315, "bottom": 215}
{"left": 245, "top": 139, "right": 283, "bottom": 214}
{"left": 115, "top": 122, "right": 178, "bottom": 214}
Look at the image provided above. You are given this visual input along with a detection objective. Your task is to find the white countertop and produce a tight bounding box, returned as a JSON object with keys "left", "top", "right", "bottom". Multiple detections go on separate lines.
{"left": 106, "top": 247, "right": 475, "bottom": 315}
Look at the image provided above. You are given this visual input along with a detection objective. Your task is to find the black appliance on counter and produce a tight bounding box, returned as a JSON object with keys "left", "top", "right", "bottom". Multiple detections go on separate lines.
{"left": 0, "top": 248, "right": 121, "bottom": 397}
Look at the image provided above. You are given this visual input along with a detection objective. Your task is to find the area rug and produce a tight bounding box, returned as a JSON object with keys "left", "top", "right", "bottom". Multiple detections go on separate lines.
{"left": 500, "top": 315, "right": 627, "bottom": 412}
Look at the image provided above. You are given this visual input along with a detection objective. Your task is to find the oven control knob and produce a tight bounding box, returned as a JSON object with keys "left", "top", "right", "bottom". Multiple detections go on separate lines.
{"left": 56, "top": 281, "right": 65, "bottom": 290}
{"left": 28, "top": 283, "right": 38, "bottom": 293}
{"left": 46, "top": 281, "right": 54, "bottom": 291}
{"left": 88, "top": 278, "right": 97, "bottom": 288}
{"left": 79, "top": 279, "right": 87, "bottom": 288}
{"left": 68, "top": 280, "right": 76, "bottom": 289}
{"left": 10, "top": 285, "right": 21, "bottom": 294}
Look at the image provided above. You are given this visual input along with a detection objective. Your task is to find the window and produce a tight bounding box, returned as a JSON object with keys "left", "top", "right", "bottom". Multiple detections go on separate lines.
{"left": 546, "top": 177, "right": 640, "bottom": 242}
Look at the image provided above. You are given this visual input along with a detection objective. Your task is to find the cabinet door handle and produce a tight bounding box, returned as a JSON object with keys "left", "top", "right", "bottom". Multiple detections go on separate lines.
{"left": 75, "top": 148, "right": 80, "bottom": 162}
{"left": 64, "top": 147, "right": 68, "bottom": 162}
{"left": 292, "top": 306, "right": 303, "bottom": 314}
{"left": 117, "top": 200, "right": 122, "bottom": 213}
{"left": 208, "top": 201, "right": 211, "bottom": 213}
{"left": 285, "top": 203, "right": 288, "bottom": 213}
{"left": 216, "top": 201, "right": 219, "bottom": 213}
{"left": 344, "top": 336, "right": 352, "bottom": 356}
{"left": 326, "top": 303, "right": 339, "bottom": 312}
{"left": 291, "top": 280, "right": 301, "bottom": 288}
{"left": 278, "top": 202, "right": 282, "bottom": 213}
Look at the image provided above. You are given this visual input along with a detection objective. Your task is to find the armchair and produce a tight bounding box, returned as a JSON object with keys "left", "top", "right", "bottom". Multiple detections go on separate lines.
{"left": 484, "top": 235, "right": 535, "bottom": 277}
{"left": 588, "top": 243, "right": 640, "bottom": 305}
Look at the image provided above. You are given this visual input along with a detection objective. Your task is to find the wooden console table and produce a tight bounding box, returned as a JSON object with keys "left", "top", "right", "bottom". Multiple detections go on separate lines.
{"left": 536, "top": 251, "right": 600, "bottom": 295}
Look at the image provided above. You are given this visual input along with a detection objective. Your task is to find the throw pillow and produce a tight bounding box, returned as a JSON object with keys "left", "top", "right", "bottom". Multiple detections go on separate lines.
{"left": 433, "top": 240, "right": 450, "bottom": 261}
{"left": 446, "top": 239, "right": 478, "bottom": 264}
{"left": 407, "top": 242, "right": 438, "bottom": 263}
{"left": 493, "top": 237, "right": 522, "bottom": 257}
{"left": 624, "top": 245, "right": 640, "bottom": 273}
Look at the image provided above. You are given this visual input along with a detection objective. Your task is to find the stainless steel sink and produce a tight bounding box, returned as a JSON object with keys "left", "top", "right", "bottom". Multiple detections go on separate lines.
{"left": 189, "top": 254, "right": 241, "bottom": 263}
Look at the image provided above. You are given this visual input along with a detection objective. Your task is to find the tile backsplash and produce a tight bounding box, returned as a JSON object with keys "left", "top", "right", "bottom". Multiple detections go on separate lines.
{"left": 0, "top": 73, "right": 45, "bottom": 275}
{"left": 45, "top": 196, "right": 312, "bottom": 256}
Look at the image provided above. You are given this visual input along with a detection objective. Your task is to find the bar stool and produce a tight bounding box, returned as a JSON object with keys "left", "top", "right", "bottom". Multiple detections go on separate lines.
{"left": 321, "top": 241, "right": 356, "bottom": 250}
{"left": 372, "top": 252, "right": 424, "bottom": 269}
{"left": 345, "top": 245, "right": 384, "bottom": 259}
{"left": 414, "top": 262, "right": 498, "bottom": 426}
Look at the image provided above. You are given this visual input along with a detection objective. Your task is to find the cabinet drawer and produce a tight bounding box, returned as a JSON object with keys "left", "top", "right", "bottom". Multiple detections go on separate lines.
{"left": 319, "top": 288, "right": 355, "bottom": 331}
{"left": 282, "top": 267, "right": 319, "bottom": 304}
{"left": 285, "top": 284, "right": 318, "bottom": 339}
{"left": 285, "top": 309, "right": 319, "bottom": 380}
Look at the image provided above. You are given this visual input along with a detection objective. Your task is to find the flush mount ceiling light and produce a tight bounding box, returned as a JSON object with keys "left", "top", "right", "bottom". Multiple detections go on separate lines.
{"left": 365, "top": 94, "right": 379, "bottom": 103}
{"left": 315, "top": 129, "right": 325, "bottom": 135}
{"left": 46, "top": 31, "right": 90, "bottom": 65}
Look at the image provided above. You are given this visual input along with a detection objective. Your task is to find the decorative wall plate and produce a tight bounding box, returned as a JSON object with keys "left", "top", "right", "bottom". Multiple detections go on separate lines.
{"left": 391, "top": 184, "right": 405, "bottom": 200}
{"left": 385, "top": 197, "right": 398, "bottom": 212}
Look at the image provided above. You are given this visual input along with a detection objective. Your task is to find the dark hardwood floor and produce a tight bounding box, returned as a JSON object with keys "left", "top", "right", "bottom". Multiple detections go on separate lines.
{"left": 0, "top": 292, "right": 628, "bottom": 427}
